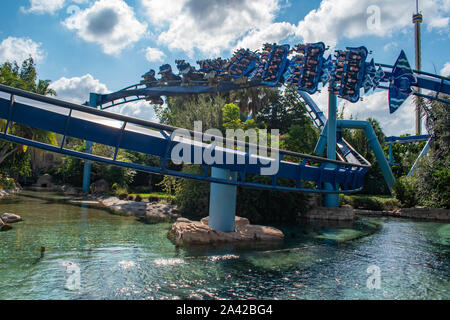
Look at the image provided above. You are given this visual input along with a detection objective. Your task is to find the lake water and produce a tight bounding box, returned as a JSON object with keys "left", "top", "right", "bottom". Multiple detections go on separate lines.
{"left": 0, "top": 190, "right": 448, "bottom": 300}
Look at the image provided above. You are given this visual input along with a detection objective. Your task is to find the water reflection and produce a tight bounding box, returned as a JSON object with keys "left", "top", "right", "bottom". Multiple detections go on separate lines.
{"left": 0, "top": 191, "right": 448, "bottom": 300}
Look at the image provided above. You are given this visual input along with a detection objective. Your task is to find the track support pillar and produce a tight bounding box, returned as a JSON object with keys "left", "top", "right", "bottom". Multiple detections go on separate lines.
{"left": 208, "top": 167, "right": 238, "bottom": 232}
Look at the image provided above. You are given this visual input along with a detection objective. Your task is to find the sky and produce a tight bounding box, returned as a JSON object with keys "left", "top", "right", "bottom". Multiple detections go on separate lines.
{"left": 0, "top": 0, "right": 449, "bottom": 136}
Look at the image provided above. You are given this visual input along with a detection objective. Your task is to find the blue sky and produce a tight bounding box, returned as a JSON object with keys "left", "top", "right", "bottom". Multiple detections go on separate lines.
{"left": 0, "top": 0, "right": 449, "bottom": 135}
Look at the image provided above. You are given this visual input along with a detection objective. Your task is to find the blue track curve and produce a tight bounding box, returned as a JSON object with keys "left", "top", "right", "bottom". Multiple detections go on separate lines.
{"left": 0, "top": 84, "right": 368, "bottom": 194}
{"left": 1, "top": 42, "right": 447, "bottom": 194}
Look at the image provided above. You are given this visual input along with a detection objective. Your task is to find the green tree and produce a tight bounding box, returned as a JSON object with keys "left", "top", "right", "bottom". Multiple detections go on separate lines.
{"left": 413, "top": 96, "right": 450, "bottom": 208}
{"left": 341, "top": 117, "right": 390, "bottom": 195}
{"left": 0, "top": 57, "right": 58, "bottom": 176}
{"left": 156, "top": 88, "right": 320, "bottom": 223}
{"left": 257, "top": 86, "right": 314, "bottom": 134}
{"left": 156, "top": 93, "right": 225, "bottom": 131}
{"left": 388, "top": 135, "right": 426, "bottom": 178}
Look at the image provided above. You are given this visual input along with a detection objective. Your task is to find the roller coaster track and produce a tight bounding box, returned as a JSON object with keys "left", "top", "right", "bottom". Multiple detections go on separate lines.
{"left": 0, "top": 83, "right": 369, "bottom": 194}
{"left": 1, "top": 42, "right": 447, "bottom": 194}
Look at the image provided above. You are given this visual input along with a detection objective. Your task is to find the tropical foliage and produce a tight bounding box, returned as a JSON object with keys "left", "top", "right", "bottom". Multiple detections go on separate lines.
{"left": 156, "top": 88, "right": 319, "bottom": 223}
{"left": 0, "top": 57, "right": 58, "bottom": 180}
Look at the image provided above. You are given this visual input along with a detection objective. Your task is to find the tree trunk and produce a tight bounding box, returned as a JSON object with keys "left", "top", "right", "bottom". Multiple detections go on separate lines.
{"left": 0, "top": 145, "right": 20, "bottom": 165}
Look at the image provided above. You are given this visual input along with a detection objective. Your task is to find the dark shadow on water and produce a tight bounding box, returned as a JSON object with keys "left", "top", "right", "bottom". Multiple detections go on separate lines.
{"left": 0, "top": 198, "right": 22, "bottom": 205}
{"left": 18, "top": 190, "right": 73, "bottom": 202}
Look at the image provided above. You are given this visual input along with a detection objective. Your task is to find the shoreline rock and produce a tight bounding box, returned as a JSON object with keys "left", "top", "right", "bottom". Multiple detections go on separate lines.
{"left": 1, "top": 213, "right": 22, "bottom": 223}
{"left": 91, "top": 179, "right": 109, "bottom": 194}
{"left": 169, "top": 216, "right": 284, "bottom": 245}
{"left": 34, "top": 174, "right": 54, "bottom": 188}
{"left": 97, "top": 196, "right": 180, "bottom": 223}
{"left": 355, "top": 206, "right": 450, "bottom": 221}
{"left": 0, "top": 188, "right": 21, "bottom": 199}
{"left": 0, "top": 218, "right": 12, "bottom": 231}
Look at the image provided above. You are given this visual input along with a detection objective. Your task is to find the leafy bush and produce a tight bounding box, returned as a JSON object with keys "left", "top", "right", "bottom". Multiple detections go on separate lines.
{"left": 111, "top": 182, "right": 129, "bottom": 198}
{"left": 158, "top": 165, "right": 313, "bottom": 223}
{"left": 414, "top": 156, "right": 450, "bottom": 209}
{"left": 412, "top": 97, "right": 450, "bottom": 208}
{"left": 55, "top": 143, "right": 85, "bottom": 186}
{"left": 158, "top": 165, "right": 210, "bottom": 218}
{"left": 340, "top": 194, "right": 401, "bottom": 211}
{"left": 0, "top": 175, "right": 17, "bottom": 190}
{"left": 118, "top": 193, "right": 128, "bottom": 200}
{"left": 393, "top": 176, "right": 419, "bottom": 208}
{"left": 236, "top": 176, "right": 313, "bottom": 224}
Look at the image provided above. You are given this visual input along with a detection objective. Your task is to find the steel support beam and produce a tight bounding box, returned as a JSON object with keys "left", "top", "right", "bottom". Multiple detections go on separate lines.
{"left": 208, "top": 167, "right": 238, "bottom": 232}
{"left": 324, "top": 92, "right": 339, "bottom": 207}
{"left": 82, "top": 94, "right": 97, "bottom": 192}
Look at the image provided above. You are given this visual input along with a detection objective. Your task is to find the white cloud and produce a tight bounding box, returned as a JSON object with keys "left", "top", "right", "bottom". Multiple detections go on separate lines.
{"left": 49, "top": 74, "right": 158, "bottom": 121}
{"left": 307, "top": 89, "right": 417, "bottom": 136}
{"left": 49, "top": 74, "right": 109, "bottom": 104}
{"left": 235, "top": 22, "right": 296, "bottom": 51}
{"left": 63, "top": 0, "right": 147, "bottom": 55}
{"left": 21, "top": 0, "right": 65, "bottom": 14}
{"left": 340, "top": 91, "right": 416, "bottom": 137}
{"left": 145, "top": 47, "right": 166, "bottom": 62}
{"left": 440, "top": 62, "right": 450, "bottom": 76}
{"left": 21, "top": 0, "right": 88, "bottom": 14}
{"left": 383, "top": 41, "right": 398, "bottom": 52}
{"left": 141, "top": 0, "right": 283, "bottom": 57}
{"left": 108, "top": 100, "right": 158, "bottom": 122}
{"left": 295, "top": 0, "right": 450, "bottom": 48}
{"left": 0, "top": 37, "right": 45, "bottom": 64}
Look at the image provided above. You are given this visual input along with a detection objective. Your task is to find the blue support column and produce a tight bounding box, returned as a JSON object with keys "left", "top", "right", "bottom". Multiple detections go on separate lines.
{"left": 208, "top": 167, "right": 238, "bottom": 232}
{"left": 337, "top": 120, "right": 395, "bottom": 194}
{"left": 82, "top": 94, "right": 97, "bottom": 192}
{"left": 388, "top": 143, "right": 393, "bottom": 167}
{"left": 407, "top": 138, "right": 431, "bottom": 177}
{"left": 314, "top": 121, "right": 328, "bottom": 156}
{"left": 324, "top": 91, "right": 339, "bottom": 207}
{"left": 82, "top": 141, "right": 93, "bottom": 191}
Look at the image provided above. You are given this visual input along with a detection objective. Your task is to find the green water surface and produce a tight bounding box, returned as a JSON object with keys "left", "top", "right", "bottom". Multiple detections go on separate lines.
{"left": 0, "top": 191, "right": 448, "bottom": 300}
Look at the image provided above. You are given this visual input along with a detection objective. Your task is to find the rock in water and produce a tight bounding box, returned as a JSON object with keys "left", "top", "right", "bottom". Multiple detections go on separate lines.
{"left": 1, "top": 213, "right": 22, "bottom": 223}
{"left": 200, "top": 216, "right": 250, "bottom": 229}
{"left": 0, "top": 218, "right": 12, "bottom": 231}
{"left": 35, "top": 174, "right": 53, "bottom": 188}
{"left": 64, "top": 187, "right": 79, "bottom": 196}
{"left": 91, "top": 179, "right": 109, "bottom": 194}
{"left": 169, "top": 216, "right": 284, "bottom": 245}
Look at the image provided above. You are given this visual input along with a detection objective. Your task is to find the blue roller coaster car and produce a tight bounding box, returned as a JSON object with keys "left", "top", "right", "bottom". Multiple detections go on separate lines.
{"left": 158, "top": 64, "right": 181, "bottom": 85}
{"left": 141, "top": 69, "right": 157, "bottom": 87}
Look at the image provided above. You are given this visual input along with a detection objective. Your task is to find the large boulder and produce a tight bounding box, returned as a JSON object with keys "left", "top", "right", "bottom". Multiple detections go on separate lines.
{"left": 64, "top": 187, "right": 79, "bottom": 196}
{"left": 170, "top": 216, "right": 284, "bottom": 245}
{"left": 1, "top": 213, "right": 22, "bottom": 223}
{"left": 200, "top": 216, "right": 250, "bottom": 229}
{"left": 91, "top": 179, "right": 109, "bottom": 194}
{"left": 142, "top": 203, "right": 180, "bottom": 223}
{"left": 99, "top": 197, "right": 179, "bottom": 222}
{"left": 0, "top": 218, "right": 12, "bottom": 231}
{"left": 35, "top": 174, "right": 53, "bottom": 188}
{"left": 393, "top": 207, "right": 450, "bottom": 221}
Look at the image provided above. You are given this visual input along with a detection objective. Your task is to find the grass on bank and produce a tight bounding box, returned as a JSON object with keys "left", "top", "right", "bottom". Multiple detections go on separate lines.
{"left": 127, "top": 192, "right": 175, "bottom": 203}
{"left": 339, "top": 194, "right": 401, "bottom": 211}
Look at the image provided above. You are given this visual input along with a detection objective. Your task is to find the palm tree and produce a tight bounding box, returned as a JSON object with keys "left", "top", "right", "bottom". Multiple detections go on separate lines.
{"left": 35, "top": 79, "right": 57, "bottom": 96}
